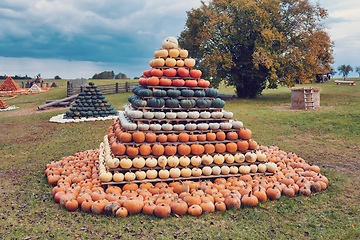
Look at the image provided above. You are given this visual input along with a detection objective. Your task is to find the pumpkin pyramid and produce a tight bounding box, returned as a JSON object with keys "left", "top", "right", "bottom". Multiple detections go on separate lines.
{"left": 0, "top": 76, "right": 21, "bottom": 91}
{"left": 0, "top": 99, "right": 9, "bottom": 109}
{"left": 28, "top": 83, "right": 42, "bottom": 92}
{"left": 65, "top": 82, "right": 118, "bottom": 119}
{"left": 98, "top": 37, "right": 276, "bottom": 185}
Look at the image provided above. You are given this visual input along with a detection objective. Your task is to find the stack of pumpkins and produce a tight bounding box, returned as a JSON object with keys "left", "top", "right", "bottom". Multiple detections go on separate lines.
{"left": 65, "top": 82, "right": 117, "bottom": 119}
{"left": 0, "top": 99, "right": 9, "bottom": 109}
{"left": 0, "top": 76, "right": 21, "bottom": 91}
{"left": 99, "top": 37, "right": 277, "bottom": 185}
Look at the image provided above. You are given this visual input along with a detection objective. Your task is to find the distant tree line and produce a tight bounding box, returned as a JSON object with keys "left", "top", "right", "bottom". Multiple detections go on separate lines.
{"left": 0, "top": 75, "right": 32, "bottom": 80}
{"left": 92, "top": 71, "right": 128, "bottom": 79}
{"left": 337, "top": 64, "right": 360, "bottom": 79}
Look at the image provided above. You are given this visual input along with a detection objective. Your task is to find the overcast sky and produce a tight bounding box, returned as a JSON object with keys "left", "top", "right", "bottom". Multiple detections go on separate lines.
{"left": 0, "top": 0, "right": 359, "bottom": 79}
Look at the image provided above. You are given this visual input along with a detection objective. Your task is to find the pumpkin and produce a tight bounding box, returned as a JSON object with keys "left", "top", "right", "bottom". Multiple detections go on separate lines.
{"left": 165, "top": 99, "right": 180, "bottom": 108}
{"left": 209, "top": 123, "right": 220, "bottom": 130}
{"left": 145, "top": 157, "right": 157, "bottom": 168}
{"left": 185, "top": 80, "right": 198, "bottom": 87}
{"left": 171, "top": 200, "right": 188, "bottom": 215}
{"left": 132, "top": 157, "right": 146, "bottom": 168}
{"left": 163, "top": 68, "right": 177, "bottom": 77}
{"left": 194, "top": 90, "right": 206, "bottom": 97}
{"left": 215, "top": 143, "right": 226, "bottom": 153}
{"left": 146, "top": 169, "right": 158, "bottom": 179}
{"left": 126, "top": 146, "right": 139, "bottom": 157}
{"left": 142, "top": 202, "right": 156, "bottom": 215}
{"left": 111, "top": 142, "right": 126, "bottom": 155}
{"left": 162, "top": 124, "right": 173, "bottom": 131}
{"left": 165, "top": 112, "right": 177, "bottom": 119}
{"left": 124, "top": 172, "right": 136, "bottom": 181}
{"left": 266, "top": 185, "right": 281, "bottom": 200}
{"left": 181, "top": 89, "right": 195, "bottom": 97}
{"left": 180, "top": 99, "right": 196, "bottom": 108}
{"left": 197, "top": 79, "right": 210, "bottom": 88}
{"left": 138, "top": 124, "right": 149, "bottom": 131}
{"left": 201, "top": 154, "right": 213, "bottom": 165}
{"left": 188, "top": 111, "right": 200, "bottom": 119}
{"left": 202, "top": 166, "right": 212, "bottom": 176}
{"left": 120, "top": 157, "right": 132, "bottom": 169}
{"left": 152, "top": 90, "right": 167, "bottom": 98}
{"left": 177, "top": 67, "right": 189, "bottom": 77}
{"left": 157, "top": 134, "right": 168, "bottom": 143}
{"left": 146, "top": 77, "right": 160, "bottom": 86}
{"left": 224, "top": 154, "right": 235, "bottom": 164}
{"left": 154, "top": 203, "right": 171, "bottom": 218}
{"left": 206, "top": 88, "right": 219, "bottom": 97}
{"left": 191, "top": 144, "right": 205, "bottom": 155}
{"left": 220, "top": 122, "right": 232, "bottom": 130}
{"left": 165, "top": 58, "right": 177, "bottom": 67}
{"left": 181, "top": 168, "right": 192, "bottom": 177}
{"left": 212, "top": 166, "right": 221, "bottom": 175}
{"left": 199, "top": 111, "right": 211, "bottom": 119}
{"left": 178, "top": 144, "right": 191, "bottom": 156}
{"left": 119, "top": 132, "right": 132, "bottom": 143}
{"left": 185, "top": 123, "right": 197, "bottom": 131}
{"left": 211, "top": 111, "right": 223, "bottom": 119}
{"left": 123, "top": 197, "right": 144, "bottom": 214}
{"left": 143, "top": 111, "right": 155, "bottom": 119}
{"left": 172, "top": 79, "right": 185, "bottom": 86}
{"left": 224, "top": 195, "right": 241, "bottom": 209}
{"left": 164, "top": 145, "right": 177, "bottom": 156}
{"left": 176, "top": 112, "right": 188, "bottom": 119}
{"left": 148, "top": 98, "right": 165, "bottom": 108}
{"left": 173, "top": 124, "right": 185, "bottom": 131}
{"left": 237, "top": 140, "right": 249, "bottom": 151}
{"left": 159, "top": 169, "right": 170, "bottom": 179}
{"left": 178, "top": 132, "right": 190, "bottom": 142}
{"left": 145, "top": 132, "right": 157, "bottom": 143}
{"left": 204, "top": 143, "right": 216, "bottom": 154}
{"left": 169, "top": 167, "right": 181, "bottom": 178}
{"left": 239, "top": 128, "right": 252, "bottom": 140}
{"left": 211, "top": 98, "right": 226, "bottom": 108}
{"left": 132, "top": 131, "right": 145, "bottom": 143}
{"left": 190, "top": 156, "right": 202, "bottom": 167}
{"left": 213, "top": 154, "right": 225, "bottom": 164}
{"left": 179, "top": 156, "right": 190, "bottom": 166}
{"left": 152, "top": 144, "right": 165, "bottom": 156}
{"left": 158, "top": 156, "right": 168, "bottom": 167}
{"left": 167, "top": 89, "right": 181, "bottom": 98}
{"left": 227, "top": 131, "right": 238, "bottom": 140}
{"left": 149, "top": 124, "right": 162, "bottom": 131}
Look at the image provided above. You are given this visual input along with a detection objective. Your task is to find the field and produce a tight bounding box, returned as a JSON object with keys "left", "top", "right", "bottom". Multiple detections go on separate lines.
{"left": 0, "top": 79, "right": 359, "bottom": 239}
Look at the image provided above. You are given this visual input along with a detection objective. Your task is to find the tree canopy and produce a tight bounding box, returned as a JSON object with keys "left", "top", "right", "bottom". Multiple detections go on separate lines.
{"left": 179, "top": 0, "right": 334, "bottom": 98}
{"left": 337, "top": 65, "right": 353, "bottom": 80}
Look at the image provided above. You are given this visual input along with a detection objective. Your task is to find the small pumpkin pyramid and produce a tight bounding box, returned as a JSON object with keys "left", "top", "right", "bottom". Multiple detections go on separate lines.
{"left": 65, "top": 82, "right": 117, "bottom": 119}
{"left": 0, "top": 99, "right": 9, "bottom": 109}
{"left": 28, "top": 83, "right": 42, "bottom": 92}
{"left": 99, "top": 37, "right": 273, "bottom": 185}
{"left": 0, "top": 76, "right": 21, "bottom": 91}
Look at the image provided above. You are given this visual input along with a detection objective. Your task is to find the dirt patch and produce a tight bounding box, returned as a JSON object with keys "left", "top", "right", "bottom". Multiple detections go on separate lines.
{"left": 5, "top": 106, "right": 69, "bottom": 117}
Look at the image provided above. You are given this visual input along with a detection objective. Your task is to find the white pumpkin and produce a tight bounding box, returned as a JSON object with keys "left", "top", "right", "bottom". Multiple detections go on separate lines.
{"left": 150, "top": 124, "right": 162, "bottom": 131}
{"left": 120, "top": 158, "right": 132, "bottom": 169}
{"left": 123, "top": 123, "right": 137, "bottom": 131}
{"left": 173, "top": 124, "right": 185, "bottom": 131}
{"left": 99, "top": 172, "right": 112, "bottom": 182}
{"left": 168, "top": 49, "right": 180, "bottom": 58}
{"left": 190, "top": 156, "right": 202, "bottom": 167}
{"left": 161, "top": 124, "right": 173, "bottom": 131}
{"left": 107, "top": 158, "right": 120, "bottom": 168}
{"left": 192, "top": 167, "right": 202, "bottom": 177}
{"left": 230, "top": 166, "right": 239, "bottom": 174}
{"left": 211, "top": 112, "right": 223, "bottom": 119}
{"left": 188, "top": 111, "right": 200, "bottom": 119}
{"left": 176, "top": 59, "right": 185, "bottom": 67}
{"left": 145, "top": 157, "right": 157, "bottom": 168}
{"left": 209, "top": 123, "right": 220, "bottom": 130}
{"left": 197, "top": 123, "right": 209, "bottom": 130}
{"left": 138, "top": 124, "right": 150, "bottom": 131}
{"left": 127, "top": 110, "right": 143, "bottom": 119}
{"left": 181, "top": 168, "right": 192, "bottom": 177}
{"left": 201, "top": 154, "right": 213, "bottom": 165}
{"left": 234, "top": 153, "right": 245, "bottom": 163}
{"left": 221, "top": 165, "right": 230, "bottom": 175}
{"left": 212, "top": 166, "right": 221, "bottom": 175}
{"left": 165, "top": 112, "right": 177, "bottom": 119}
{"left": 256, "top": 151, "right": 267, "bottom": 162}
{"left": 184, "top": 58, "right": 196, "bottom": 67}
{"left": 146, "top": 169, "right": 158, "bottom": 179}
{"left": 185, "top": 123, "right": 197, "bottom": 131}
{"left": 159, "top": 169, "right": 170, "bottom": 179}
{"left": 157, "top": 156, "right": 167, "bottom": 168}
{"left": 177, "top": 112, "right": 188, "bottom": 119}
{"left": 266, "top": 162, "right": 278, "bottom": 173}
{"left": 199, "top": 111, "right": 211, "bottom": 119}
{"left": 132, "top": 157, "right": 145, "bottom": 168}
{"left": 179, "top": 49, "right": 188, "bottom": 58}
{"left": 179, "top": 156, "right": 190, "bottom": 167}
{"left": 135, "top": 170, "right": 147, "bottom": 180}
{"left": 167, "top": 156, "right": 179, "bottom": 167}
{"left": 165, "top": 57, "right": 177, "bottom": 67}
{"left": 220, "top": 122, "right": 232, "bottom": 130}
{"left": 231, "top": 121, "right": 243, "bottom": 129}
{"left": 162, "top": 36, "right": 178, "bottom": 49}
{"left": 213, "top": 154, "right": 225, "bottom": 165}
{"left": 224, "top": 154, "right": 235, "bottom": 164}
{"left": 239, "top": 165, "right": 251, "bottom": 174}
{"left": 144, "top": 112, "right": 154, "bottom": 119}
{"left": 245, "top": 152, "right": 257, "bottom": 163}
{"left": 156, "top": 49, "right": 169, "bottom": 58}
{"left": 124, "top": 172, "right": 136, "bottom": 181}
{"left": 169, "top": 168, "right": 181, "bottom": 178}
{"left": 202, "top": 166, "right": 212, "bottom": 176}
{"left": 249, "top": 164, "right": 258, "bottom": 173}
{"left": 257, "top": 163, "right": 267, "bottom": 173}
{"left": 113, "top": 172, "right": 124, "bottom": 182}
{"left": 155, "top": 112, "right": 166, "bottom": 119}
{"left": 223, "top": 111, "right": 233, "bottom": 119}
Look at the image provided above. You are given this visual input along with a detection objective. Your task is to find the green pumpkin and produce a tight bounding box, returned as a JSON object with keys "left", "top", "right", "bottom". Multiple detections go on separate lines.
{"left": 180, "top": 99, "right": 196, "bottom": 108}
{"left": 181, "top": 89, "right": 195, "bottom": 97}
{"left": 165, "top": 99, "right": 180, "bottom": 108}
{"left": 148, "top": 98, "right": 165, "bottom": 108}
{"left": 153, "top": 90, "right": 167, "bottom": 98}
{"left": 206, "top": 88, "right": 220, "bottom": 98}
{"left": 133, "top": 99, "right": 148, "bottom": 107}
{"left": 194, "top": 90, "right": 206, "bottom": 97}
{"left": 137, "top": 89, "right": 153, "bottom": 97}
{"left": 211, "top": 98, "right": 226, "bottom": 108}
{"left": 167, "top": 89, "right": 181, "bottom": 98}
{"left": 196, "top": 99, "right": 211, "bottom": 108}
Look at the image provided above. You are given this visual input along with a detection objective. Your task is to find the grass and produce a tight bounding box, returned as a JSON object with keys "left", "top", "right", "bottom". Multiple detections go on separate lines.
{"left": 0, "top": 79, "right": 359, "bottom": 239}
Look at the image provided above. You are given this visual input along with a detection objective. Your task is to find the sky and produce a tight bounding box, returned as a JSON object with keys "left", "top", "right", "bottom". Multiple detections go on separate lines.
{"left": 0, "top": 0, "right": 359, "bottom": 79}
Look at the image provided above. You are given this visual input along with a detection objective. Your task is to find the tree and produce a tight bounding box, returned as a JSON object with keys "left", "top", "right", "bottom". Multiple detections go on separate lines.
{"left": 115, "top": 72, "right": 128, "bottom": 79}
{"left": 92, "top": 71, "right": 115, "bottom": 79}
{"left": 356, "top": 67, "right": 360, "bottom": 78}
{"left": 337, "top": 65, "right": 353, "bottom": 80}
{"left": 179, "top": 0, "right": 334, "bottom": 98}
{"left": 54, "top": 75, "right": 62, "bottom": 79}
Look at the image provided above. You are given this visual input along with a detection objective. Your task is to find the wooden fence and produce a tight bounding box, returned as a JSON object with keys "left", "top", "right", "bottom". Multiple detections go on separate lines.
{"left": 67, "top": 81, "right": 137, "bottom": 97}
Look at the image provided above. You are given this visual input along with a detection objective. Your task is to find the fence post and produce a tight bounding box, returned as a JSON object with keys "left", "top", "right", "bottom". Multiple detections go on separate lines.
{"left": 126, "top": 82, "right": 129, "bottom": 92}
{"left": 116, "top": 82, "right": 119, "bottom": 93}
{"left": 67, "top": 81, "right": 70, "bottom": 97}
{"left": 80, "top": 86, "right": 83, "bottom": 94}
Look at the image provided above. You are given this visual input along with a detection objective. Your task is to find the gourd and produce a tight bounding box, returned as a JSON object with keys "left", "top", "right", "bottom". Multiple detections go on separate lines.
{"left": 165, "top": 112, "right": 177, "bottom": 119}
{"left": 188, "top": 111, "right": 200, "bottom": 119}
{"left": 220, "top": 122, "right": 232, "bottom": 130}
{"left": 165, "top": 99, "right": 179, "bottom": 108}
{"left": 167, "top": 156, "right": 179, "bottom": 167}
{"left": 197, "top": 123, "right": 209, "bottom": 130}
{"left": 199, "top": 111, "right": 211, "bottom": 119}
{"left": 211, "top": 112, "right": 223, "bottom": 119}
{"left": 137, "top": 88, "right": 152, "bottom": 97}
{"left": 192, "top": 168, "right": 202, "bottom": 177}
{"left": 167, "top": 89, "right": 181, "bottom": 98}
{"left": 154, "top": 112, "right": 165, "bottom": 119}
{"left": 173, "top": 124, "right": 185, "bottom": 131}
{"left": 180, "top": 99, "right": 196, "bottom": 108}
{"left": 209, "top": 123, "right": 220, "bottom": 130}
{"left": 206, "top": 88, "right": 219, "bottom": 98}
{"left": 212, "top": 166, "right": 221, "bottom": 175}
{"left": 196, "top": 99, "right": 211, "bottom": 108}
{"left": 169, "top": 168, "right": 181, "bottom": 178}
{"left": 138, "top": 124, "right": 149, "bottom": 131}
{"left": 202, "top": 166, "right": 212, "bottom": 176}
{"left": 143, "top": 112, "right": 154, "bottom": 119}
{"left": 194, "top": 90, "right": 206, "bottom": 97}
{"left": 176, "top": 112, "right": 188, "bottom": 119}
{"left": 145, "top": 157, "right": 157, "bottom": 168}
{"left": 211, "top": 98, "right": 226, "bottom": 108}
{"left": 135, "top": 171, "right": 146, "bottom": 180}
{"left": 146, "top": 169, "right": 158, "bottom": 179}
{"left": 181, "top": 89, "right": 195, "bottom": 97}
{"left": 127, "top": 110, "right": 143, "bottom": 119}
{"left": 185, "top": 123, "right": 197, "bottom": 131}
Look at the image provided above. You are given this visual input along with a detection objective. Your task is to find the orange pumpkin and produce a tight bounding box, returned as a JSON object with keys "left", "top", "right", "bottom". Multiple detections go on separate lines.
{"left": 226, "top": 142, "right": 238, "bottom": 153}
{"left": 167, "top": 133, "right": 178, "bottom": 142}
{"left": 119, "top": 132, "right": 132, "bottom": 143}
{"left": 226, "top": 131, "right": 238, "bottom": 140}
{"left": 237, "top": 140, "right": 249, "bottom": 151}
{"left": 189, "top": 134, "right": 197, "bottom": 142}
{"left": 191, "top": 144, "right": 205, "bottom": 155}
{"left": 157, "top": 134, "right": 168, "bottom": 143}
{"left": 197, "top": 134, "right": 206, "bottom": 141}
{"left": 152, "top": 144, "right": 165, "bottom": 156}
{"left": 145, "top": 132, "right": 157, "bottom": 143}
{"left": 177, "top": 144, "right": 191, "bottom": 156}
{"left": 239, "top": 128, "right": 252, "bottom": 140}
{"left": 170, "top": 200, "right": 188, "bottom": 215}
{"left": 215, "top": 143, "right": 226, "bottom": 153}
{"left": 159, "top": 78, "right": 172, "bottom": 86}
{"left": 178, "top": 132, "right": 190, "bottom": 142}
{"left": 187, "top": 204, "right": 202, "bottom": 216}
{"left": 111, "top": 142, "right": 126, "bottom": 155}
{"left": 154, "top": 203, "right": 171, "bottom": 218}
{"left": 164, "top": 145, "right": 177, "bottom": 156}
{"left": 204, "top": 144, "right": 215, "bottom": 154}
{"left": 132, "top": 131, "right": 145, "bottom": 143}
{"left": 216, "top": 131, "right": 226, "bottom": 141}
{"left": 139, "top": 144, "right": 152, "bottom": 156}
{"left": 126, "top": 146, "right": 139, "bottom": 157}
{"left": 206, "top": 132, "right": 216, "bottom": 141}
{"left": 146, "top": 77, "right": 160, "bottom": 86}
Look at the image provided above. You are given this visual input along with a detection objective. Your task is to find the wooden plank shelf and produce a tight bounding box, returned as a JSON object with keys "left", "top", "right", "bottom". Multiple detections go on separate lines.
{"left": 113, "top": 150, "right": 253, "bottom": 159}
{"left": 132, "top": 106, "right": 222, "bottom": 111}
{"left": 119, "top": 138, "right": 242, "bottom": 147}
{"left": 140, "top": 96, "right": 215, "bottom": 100}
{"left": 108, "top": 160, "right": 263, "bottom": 173}
{"left": 145, "top": 85, "right": 208, "bottom": 90}
{"left": 122, "top": 127, "right": 238, "bottom": 134}
{"left": 129, "top": 117, "right": 231, "bottom": 123}
{"left": 101, "top": 172, "right": 273, "bottom": 186}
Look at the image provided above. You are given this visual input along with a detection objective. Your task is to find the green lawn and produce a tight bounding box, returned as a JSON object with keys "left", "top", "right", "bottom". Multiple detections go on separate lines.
{"left": 0, "top": 79, "right": 359, "bottom": 239}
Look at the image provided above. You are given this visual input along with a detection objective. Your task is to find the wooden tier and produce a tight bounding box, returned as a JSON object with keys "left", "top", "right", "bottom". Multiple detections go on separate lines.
{"left": 132, "top": 106, "right": 223, "bottom": 111}
{"left": 118, "top": 139, "right": 245, "bottom": 147}
{"left": 101, "top": 172, "right": 273, "bottom": 186}
{"left": 128, "top": 117, "right": 231, "bottom": 123}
